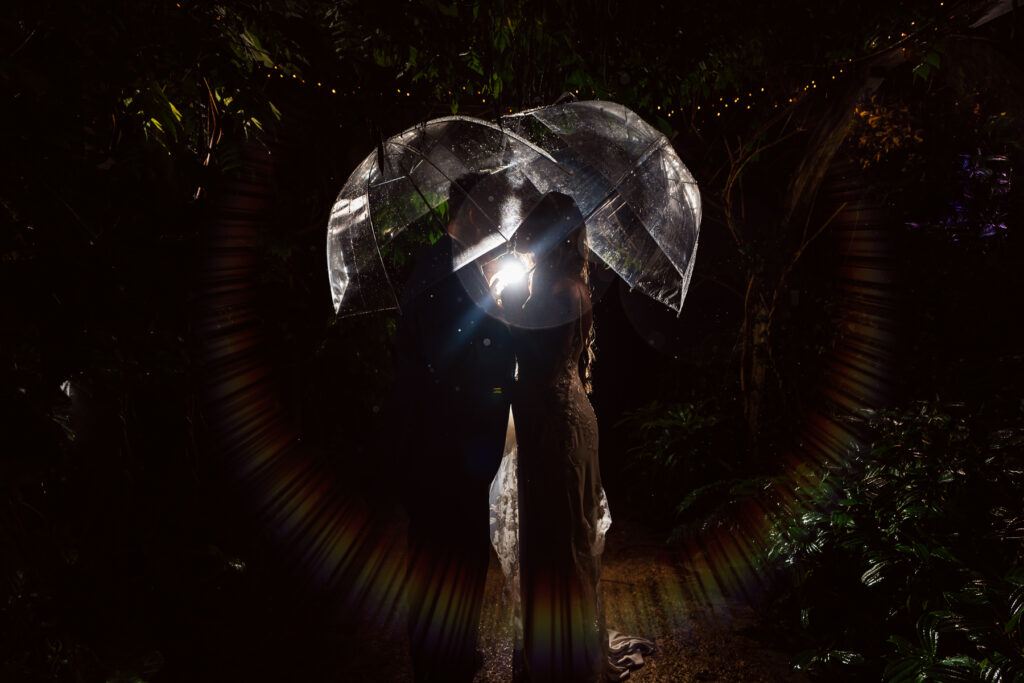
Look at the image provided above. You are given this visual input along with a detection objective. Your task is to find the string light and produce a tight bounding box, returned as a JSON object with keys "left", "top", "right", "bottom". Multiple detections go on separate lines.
{"left": 254, "top": 1, "right": 949, "bottom": 123}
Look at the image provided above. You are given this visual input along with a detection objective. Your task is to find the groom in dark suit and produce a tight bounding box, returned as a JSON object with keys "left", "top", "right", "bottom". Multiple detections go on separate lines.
{"left": 393, "top": 172, "right": 515, "bottom": 681}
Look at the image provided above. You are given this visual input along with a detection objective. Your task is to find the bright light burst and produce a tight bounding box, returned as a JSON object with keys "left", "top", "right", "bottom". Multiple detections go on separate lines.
{"left": 490, "top": 257, "right": 526, "bottom": 294}
{"left": 488, "top": 254, "right": 530, "bottom": 302}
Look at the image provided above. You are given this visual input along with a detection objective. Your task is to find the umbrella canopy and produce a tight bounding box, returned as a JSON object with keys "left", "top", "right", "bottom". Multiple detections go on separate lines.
{"left": 326, "top": 100, "right": 700, "bottom": 316}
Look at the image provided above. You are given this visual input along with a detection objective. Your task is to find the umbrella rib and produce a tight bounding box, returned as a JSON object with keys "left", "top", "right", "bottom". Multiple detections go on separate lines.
{"left": 398, "top": 161, "right": 450, "bottom": 240}
{"left": 677, "top": 232, "right": 699, "bottom": 316}
{"left": 424, "top": 115, "right": 563, "bottom": 168}
{"left": 387, "top": 139, "right": 507, "bottom": 236}
{"left": 577, "top": 136, "right": 696, "bottom": 314}
{"left": 581, "top": 136, "right": 697, "bottom": 272}
{"left": 363, "top": 162, "right": 402, "bottom": 315}
{"left": 577, "top": 136, "right": 667, "bottom": 227}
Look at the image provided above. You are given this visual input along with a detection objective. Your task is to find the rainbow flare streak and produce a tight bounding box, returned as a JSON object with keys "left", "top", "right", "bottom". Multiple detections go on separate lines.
{"left": 193, "top": 143, "right": 900, "bottom": 665}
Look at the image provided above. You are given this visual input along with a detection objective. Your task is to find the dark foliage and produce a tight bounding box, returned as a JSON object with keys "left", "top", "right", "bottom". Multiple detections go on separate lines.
{"left": 617, "top": 393, "right": 750, "bottom": 530}
{"left": 767, "top": 397, "right": 1024, "bottom": 681}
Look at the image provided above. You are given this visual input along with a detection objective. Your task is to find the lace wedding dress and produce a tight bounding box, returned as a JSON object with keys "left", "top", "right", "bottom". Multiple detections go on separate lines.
{"left": 488, "top": 311, "right": 652, "bottom": 681}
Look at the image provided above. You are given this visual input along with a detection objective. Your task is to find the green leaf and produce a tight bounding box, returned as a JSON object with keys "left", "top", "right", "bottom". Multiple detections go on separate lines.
{"left": 655, "top": 115, "right": 673, "bottom": 137}
{"left": 437, "top": 2, "right": 459, "bottom": 17}
{"left": 883, "top": 656, "right": 923, "bottom": 683}
{"left": 862, "top": 561, "right": 887, "bottom": 586}
{"left": 1005, "top": 585, "right": 1024, "bottom": 632}
{"left": 980, "top": 664, "right": 1007, "bottom": 682}
{"left": 888, "top": 634, "right": 917, "bottom": 653}
{"left": 463, "top": 51, "right": 483, "bottom": 75}
{"left": 917, "top": 615, "right": 940, "bottom": 658}
{"left": 938, "top": 655, "right": 980, "bottom": 667}
{"left": 825, "top": 650, "right": 866, "bottom": 666}
{"left": 791, "top": 648, "right": 819, "bottom": 670}
{"left": 923, "top": 662, "right": 980, "bottom": 682}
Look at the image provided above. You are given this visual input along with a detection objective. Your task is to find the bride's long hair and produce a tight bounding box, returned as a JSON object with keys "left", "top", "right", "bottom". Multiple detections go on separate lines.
{"left": 574, "top": 229, "right": 597, "bottom": 396}
{"left": 542, "top": 222, "right": 597, "bottom": 396}
{"left": 517, "top": 193, "right": 598, "bottom": 394}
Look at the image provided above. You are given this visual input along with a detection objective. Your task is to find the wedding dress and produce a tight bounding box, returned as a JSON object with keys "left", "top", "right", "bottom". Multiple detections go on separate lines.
{"left": 489, "top": 301, "right": 652, "bottom": 681}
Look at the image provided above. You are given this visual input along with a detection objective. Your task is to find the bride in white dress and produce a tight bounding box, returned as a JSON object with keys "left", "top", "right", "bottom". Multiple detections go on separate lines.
{"left": 488, "top": 192, "right": 653, "bottom": 681}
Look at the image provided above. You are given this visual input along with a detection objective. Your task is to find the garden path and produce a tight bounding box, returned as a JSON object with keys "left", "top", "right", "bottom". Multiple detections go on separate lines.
{"left": 324, "top": 506, "right": 809, "bottom": 682}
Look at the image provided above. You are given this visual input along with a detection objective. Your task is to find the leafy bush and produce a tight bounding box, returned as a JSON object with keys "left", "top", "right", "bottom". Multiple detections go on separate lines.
{"left": 768, "top": 400, "right": 1024, "bottom": 681}
{"left": 618, "top": 396, "right": 749, "bottom": 527}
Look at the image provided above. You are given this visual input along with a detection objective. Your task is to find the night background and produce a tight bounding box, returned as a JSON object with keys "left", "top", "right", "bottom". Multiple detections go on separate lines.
{"left": 3, "top": 0, "right": 1023, "bottom": 680}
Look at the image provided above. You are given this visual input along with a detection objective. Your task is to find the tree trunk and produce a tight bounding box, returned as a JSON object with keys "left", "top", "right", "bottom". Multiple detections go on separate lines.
{"left": 743, "top": 282, "right": 770, "bottom": 461}
{"left": 785, "top": 66, "right": 893, "bottom": 223}
{"left": 742, "top": 70, "right": 884, "bottom": 458}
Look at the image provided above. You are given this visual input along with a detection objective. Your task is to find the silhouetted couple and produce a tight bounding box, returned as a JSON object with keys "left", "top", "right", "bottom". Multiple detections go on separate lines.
{"left": 394, "top": 176, "right": 640, "bottom": 682}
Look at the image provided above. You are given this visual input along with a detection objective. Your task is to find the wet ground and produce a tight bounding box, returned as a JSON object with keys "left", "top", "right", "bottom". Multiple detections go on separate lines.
{"left": 326, "top": 509, "right": 810, "bottom": 683}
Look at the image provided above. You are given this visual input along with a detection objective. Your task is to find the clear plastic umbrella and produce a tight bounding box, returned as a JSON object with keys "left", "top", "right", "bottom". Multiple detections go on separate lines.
{"left": 326, "top": 100, "right": 701, "bottom": 316}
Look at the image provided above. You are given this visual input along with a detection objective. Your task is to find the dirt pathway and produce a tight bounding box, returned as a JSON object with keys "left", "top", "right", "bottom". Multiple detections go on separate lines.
{"left": 325, "top": 509, "right": 809, "bottom": 682}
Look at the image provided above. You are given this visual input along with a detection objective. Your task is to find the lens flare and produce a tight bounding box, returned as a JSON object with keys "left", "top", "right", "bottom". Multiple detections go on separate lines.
{"left": 488, "top": 254, "right": 528, "bottom": 299}
{"left": 494, "top": 259, "right": 525, "bottom": 289}
{"left": 196, "top": 141, "right": 901, "bottom": 677}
